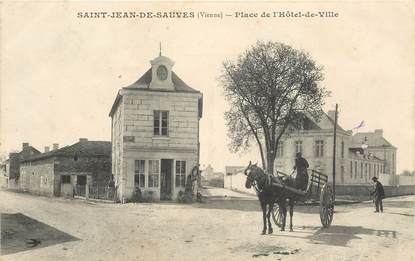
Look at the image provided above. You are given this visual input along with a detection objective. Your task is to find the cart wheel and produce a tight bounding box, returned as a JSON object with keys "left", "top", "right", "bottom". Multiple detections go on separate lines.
{"left": 319, "top": 183, "right": 334, "bottom": 228}
{"left": 272, "top": 203, "right": 284, "bottom": 228}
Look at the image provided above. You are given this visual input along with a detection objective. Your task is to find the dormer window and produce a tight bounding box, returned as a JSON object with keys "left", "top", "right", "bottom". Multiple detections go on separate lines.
{"left": 149, "top": 55, "right": 175, "bottom": 90}
{"left": 156, "top": 65, "right": 168, "bottom": 81}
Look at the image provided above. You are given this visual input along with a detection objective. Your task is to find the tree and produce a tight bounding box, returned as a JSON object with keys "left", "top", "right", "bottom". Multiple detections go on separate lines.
{"left": 220, "top": 41, "right": 329, "bottom": 174}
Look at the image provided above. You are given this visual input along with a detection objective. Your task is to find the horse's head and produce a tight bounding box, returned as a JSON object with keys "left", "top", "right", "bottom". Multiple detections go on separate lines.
{"left": 244, "top": 161, "right": 264, "bottom": 189}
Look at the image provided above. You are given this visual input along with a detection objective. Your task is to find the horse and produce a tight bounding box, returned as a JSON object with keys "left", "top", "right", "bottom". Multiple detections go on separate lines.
{"left": 244, "top": 161, "right": 296, "bottom": 234}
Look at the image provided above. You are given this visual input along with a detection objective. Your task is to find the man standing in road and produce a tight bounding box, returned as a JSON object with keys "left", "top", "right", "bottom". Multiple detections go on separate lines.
{"left": 293, "top": 152, "right": 309, "bottom": 191}
{"left": 371, "top": 176, "right": 385, "bottom": 213}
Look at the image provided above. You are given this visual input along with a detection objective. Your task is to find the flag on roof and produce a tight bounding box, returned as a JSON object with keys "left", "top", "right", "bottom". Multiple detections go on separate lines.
{"left": 353, "top": 121, "right": 365, "bottom": 129}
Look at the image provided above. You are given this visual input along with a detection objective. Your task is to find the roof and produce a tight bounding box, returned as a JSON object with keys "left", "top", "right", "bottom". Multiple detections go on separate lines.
{"left": 308, "top": 112, "right": 346, "bottom": 132}
{"left": 109, "top": 68, "right": 201, "bottom": 117}
{"left": 290, "top": 111, "right": 347, "bottom": 133}
{"left": 10, "top": 146, "right": 41, "bottom": 161}
{"left": 125, "top": 68, "right": 200, "bottom": 93}
{"left": 351, "top": 132, "right": 395, "bottom": 148}
{"left": 22, "top": 141, "right": 111, "bottom": 162}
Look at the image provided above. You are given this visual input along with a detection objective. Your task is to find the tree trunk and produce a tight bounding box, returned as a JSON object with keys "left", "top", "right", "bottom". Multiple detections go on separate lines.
{"left": 266, "top": 153, "right": 275, "bottom": 175}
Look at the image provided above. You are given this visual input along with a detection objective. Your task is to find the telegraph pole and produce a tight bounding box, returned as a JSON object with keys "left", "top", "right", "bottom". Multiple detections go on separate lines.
{"left": 332, "top": 104, "right": 338, "bottom": 199}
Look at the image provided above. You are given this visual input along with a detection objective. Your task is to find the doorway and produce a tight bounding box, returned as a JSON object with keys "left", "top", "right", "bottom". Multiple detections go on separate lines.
{"left": 160, "top": 159, "right": 173, "bottom": 200}
{"left": 76, "top": 175, "right": 86, "bottom": 197}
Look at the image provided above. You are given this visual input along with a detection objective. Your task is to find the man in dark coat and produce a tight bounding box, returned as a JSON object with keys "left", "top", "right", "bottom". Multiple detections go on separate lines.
{"left": 371, "top": 176, "right": 385, "bottom": 213}
{"left": 293, "top": 152, "right": 309, "bottom": 191}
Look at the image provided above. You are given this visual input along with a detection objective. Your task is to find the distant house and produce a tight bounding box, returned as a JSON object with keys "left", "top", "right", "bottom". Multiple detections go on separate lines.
{"left": 201, "top": 165, "right": 224, "bottom": 187}
{"left": 274, "top": 111, "right": 397, "bottom": 185}
{"left": 19, "top": 139, "right": 111, "bottom": 197}
{"left": 6, "top": 143, "right": 41, "bottom": 189}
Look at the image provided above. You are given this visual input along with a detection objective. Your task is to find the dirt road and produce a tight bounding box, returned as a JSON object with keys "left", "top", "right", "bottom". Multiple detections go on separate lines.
{"left": 1, "top": 188, "right": 414, "bottom": 261}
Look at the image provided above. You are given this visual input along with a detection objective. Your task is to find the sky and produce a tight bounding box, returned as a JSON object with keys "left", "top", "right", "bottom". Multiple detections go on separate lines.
{"left": 1, "top": 1, "right": 414, "bottom": 174}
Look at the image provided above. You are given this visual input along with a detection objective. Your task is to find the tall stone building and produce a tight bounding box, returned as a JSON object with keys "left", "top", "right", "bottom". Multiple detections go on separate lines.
{"left": 274, "top": 111, "right": 396, "bottom": 185}
{"left": 109, "top": 54, "right": 203, "bottom": 201}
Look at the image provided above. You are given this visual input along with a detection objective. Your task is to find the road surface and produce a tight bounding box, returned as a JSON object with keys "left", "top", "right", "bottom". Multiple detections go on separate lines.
{"left": 0, "top": 188, "right": 414, "bottom": 261}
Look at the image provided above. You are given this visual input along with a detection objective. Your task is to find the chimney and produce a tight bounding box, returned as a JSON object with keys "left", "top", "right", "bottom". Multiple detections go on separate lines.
{"left": 53, "top": 143, "right": 59, "bottom": 150}
{"left": 327, "top": 110, "right": 337, "bottom": 121}
{"left": 374, "top": 129, "right": 383, "bottom": 136}
{"left": 79, "top": 138, "right": 88, "bottom": 142}
{"left": 44, "top": 146, "right": 50, "bottom": 153}
{"left": 22, "top": 143, "right": 29, "bottom": 150}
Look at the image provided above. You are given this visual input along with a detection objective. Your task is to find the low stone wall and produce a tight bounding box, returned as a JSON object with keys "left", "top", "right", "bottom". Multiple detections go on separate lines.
{"left": 335, "top": 185, "right": 415, "bottom": 200}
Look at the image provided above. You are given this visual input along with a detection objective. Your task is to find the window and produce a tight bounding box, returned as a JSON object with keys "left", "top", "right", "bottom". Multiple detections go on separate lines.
{"left": 341, "top": 141, "right": 345, "bottom": 158}
{"left": 315, "top": 140, "right": 324, "bottom": 157}
{"left": 295, "top": 141, "right": 303, "bottom": 155}
{"left": 276, "top": 141, "right": 284, "bottom": 158}
{"left": 154, "top": 111, "right": 168, "bottom": 136}
{"left": 134, "top": 160, "right": 145, "bottom": 188}
{"left": 350, "top": 161, "right": 353, "bottom": 178}
{"left": 354, "top": 161, "right": 357, "bottom": 179}
{"left": 369, "top": 164, "right": 372, "bottom": 178}
{"left": 364, "top": 163, "right": 367, "bottom": 179}
{"left": 148, "top": 160, "right": 159, "bottom": 187}
{"left": 62, "top": 175, "right": 71, "bottom": 184}
{"left": 360, "top": 163, "right": 363, "bottom": 178}
{"left": 175, "top": 161, "right": 186, "bottom": 187}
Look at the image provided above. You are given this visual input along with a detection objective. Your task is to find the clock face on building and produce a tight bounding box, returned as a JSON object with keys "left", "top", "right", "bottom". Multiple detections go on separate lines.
{"left": 156, "top": 65, "right": 168, "bottom": 81}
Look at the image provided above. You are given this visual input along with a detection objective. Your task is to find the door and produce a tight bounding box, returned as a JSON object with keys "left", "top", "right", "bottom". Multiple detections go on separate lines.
{"left": 160, "top": 159, "right": 173, "bottom": 200}
{"left": 76, "top": 175, "right": 87, "bottom": 196}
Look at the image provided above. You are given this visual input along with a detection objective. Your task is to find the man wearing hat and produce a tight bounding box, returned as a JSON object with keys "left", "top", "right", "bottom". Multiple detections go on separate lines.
{"left": 293, "top": 152, "right": 309, "bottom": 191}
{"left": 371, "top": 176, "right": 385, "bottom": 213}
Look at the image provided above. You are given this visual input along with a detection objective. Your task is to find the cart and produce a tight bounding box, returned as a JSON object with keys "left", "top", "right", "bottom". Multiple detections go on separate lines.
{"left": 271, "top": 169, "right": 334, "bottom": 228}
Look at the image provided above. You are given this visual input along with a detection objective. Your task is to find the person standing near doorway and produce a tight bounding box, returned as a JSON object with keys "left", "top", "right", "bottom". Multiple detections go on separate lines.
{"left": 293, "top": 152, "right": 309, "bottom": 191}
{"left": 371, "top": 177, "right": 385, "bottom": 213}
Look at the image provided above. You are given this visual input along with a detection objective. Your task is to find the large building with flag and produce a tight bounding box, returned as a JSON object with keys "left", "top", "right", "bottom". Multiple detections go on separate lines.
{"left": 274, "top": 111, "right": 397, "bottom": 185}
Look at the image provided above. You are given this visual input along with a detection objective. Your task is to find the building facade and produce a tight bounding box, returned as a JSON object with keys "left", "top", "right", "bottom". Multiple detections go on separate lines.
{"left": 6, "top": 143, "right": 41, "bottom": 189}
{"left": 19, "top": 139, "right": 111, "bottom": 197}
{"left": 274, "top": 111, "right": 396, "bottom": 185}
{"left": 110, "top": 54, "right": 203, "bottom": 201}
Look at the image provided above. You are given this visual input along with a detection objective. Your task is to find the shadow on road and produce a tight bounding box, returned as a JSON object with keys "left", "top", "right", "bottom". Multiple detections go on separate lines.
{"left": 382, "top": 201, "right": 415, "bottom": 209}
{"left": 269, "top": 225, "right": 398, "bottom": 247}
{"left": 1, "top": 213, "right": 79, "bottom": 255}
{"left": 194, "top": 198, "right": 322, "bottom": 214}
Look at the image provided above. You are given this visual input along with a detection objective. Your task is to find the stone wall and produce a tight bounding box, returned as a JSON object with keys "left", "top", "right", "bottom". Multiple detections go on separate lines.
{"left": 20, "top": 158, "right": 55, "bottom": 196}
{"left": 335, "top": 184, "right": 415, "bottom": 200}
{"left": 7, "top": 153, "right": 20, "bottom": 180}
{"left": 397, "top": 175, "right": 415, "bottom": 185}
{"left": 122, "top": 91, "right": 199, "bottom": 151}
{"left": 112, "top": 97, "right": 124, "bottom": 196}
{"left": 55, "top": 156, "right": 111, "bottom": 186}
{"left": 224, "top": 173, "right": 256, "bottom": 195}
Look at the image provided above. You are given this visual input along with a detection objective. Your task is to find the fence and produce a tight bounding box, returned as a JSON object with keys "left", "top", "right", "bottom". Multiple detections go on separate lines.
{"left": 74, "top": 184, "right": 115, "bottom": 201}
